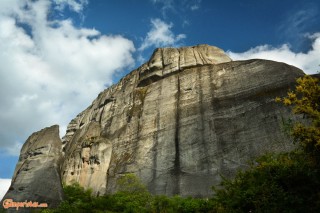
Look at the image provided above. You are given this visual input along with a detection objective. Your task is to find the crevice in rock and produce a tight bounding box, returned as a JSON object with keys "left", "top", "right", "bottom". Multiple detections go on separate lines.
{"left": 177, "top": 48, "right": 181, "bottom": 71}
{"left": 137, "top": 74, "right": 162, "bottom": 87}
{"left": 31, "top": 151, "right": 43, "bottom": 157}
{"left": 99, "top": 97, "right": 114, "bottom": 108}
{"left": 192, "top": 47, "right": 198, "bottom": 64}
{"left": 66, "top": 128, "right": 77, "bottom": 133}
{"left": 151, "top": 80, "right": 162, "bottom": 192}
{"left": 99, "top": 106, "right": 105, "bottom": 124}
{"left": 172, "top": 74, "right": 181, "bottom": 195}
{"left": 161, "top": 48, "right": 165, "bottom": 76}
{"left": 198, "top": 49, "right": 206, "bottom": 64}
{"left": 79, "top": 122, "right": 85, "bottom": 128}
{"left": 198, "top": 67, "right": 210, "bottom": 173}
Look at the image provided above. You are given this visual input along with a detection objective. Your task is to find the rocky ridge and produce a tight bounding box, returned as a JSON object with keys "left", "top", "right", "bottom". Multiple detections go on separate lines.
{"left": 2, "top": 45, "right": 305, "bottom": 203}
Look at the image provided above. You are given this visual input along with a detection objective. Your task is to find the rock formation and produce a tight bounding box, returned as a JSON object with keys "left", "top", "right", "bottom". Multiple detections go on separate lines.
{"left": 3, "top": 45, "right": 305, "bottom": 202}
{"left": 60, "top": 44, "right": 304, "bottom": 197}
{"left": 1, "top": 125, "right": 63, "bottom": 211}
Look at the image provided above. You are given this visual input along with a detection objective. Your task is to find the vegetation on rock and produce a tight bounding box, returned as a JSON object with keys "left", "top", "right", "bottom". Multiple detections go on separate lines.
{"left": 276, "top": 75, "right": 320, "bottom": 161}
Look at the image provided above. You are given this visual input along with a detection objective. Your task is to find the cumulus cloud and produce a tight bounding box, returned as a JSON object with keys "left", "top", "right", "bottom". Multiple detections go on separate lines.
{"left": 227, "top": 33, "right": 320, "bottom": 74}
{"left": 0, "top": 179, "right": 11, "bottom": 200}
{"left": 0, "top": 0, "right": 135, "bottom": 156}
{"left": 139, "top": 18, "right": 186, "bottom": 51}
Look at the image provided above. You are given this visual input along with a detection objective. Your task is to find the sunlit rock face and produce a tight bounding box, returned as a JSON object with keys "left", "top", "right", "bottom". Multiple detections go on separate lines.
{"left": 138, "top": 45, "right": 232, "bottom": 87}
{"left": 60, "top": 44, "right": 303, "bottom": 197}
{"left": 5, "top": 45, "right": 304, "bottom": 202}
{"left": 1, "top": 125, "right": 63, "bottom": 211}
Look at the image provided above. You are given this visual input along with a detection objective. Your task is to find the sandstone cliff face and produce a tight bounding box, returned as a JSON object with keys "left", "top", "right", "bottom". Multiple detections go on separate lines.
{"left": 60, "top": 44, "right": 304, "bottom": 197}
{"left": 1, "top": 125, "right": 63, "bottom": 211}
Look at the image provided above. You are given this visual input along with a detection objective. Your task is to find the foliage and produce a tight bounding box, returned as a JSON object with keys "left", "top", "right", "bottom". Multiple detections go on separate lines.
{"left": 211, "top": 150, "right": 320, "bottom": 212}
{"left": 41, "top": 174, "right": 214, "bottom": 213}
{"left": 107, "top": 173, "right": 152, "bottom": 212}
{"left": 117, "top": 173, "right": 148, "bottom": 194}
{"left": 152, "top": 195, "right": 214, "bottom": 213}
{"left": 41, "top": 183, "right": 94, "bottom": 213}
{"left": 276, "top": 75, "right": 320, "bottom": 159}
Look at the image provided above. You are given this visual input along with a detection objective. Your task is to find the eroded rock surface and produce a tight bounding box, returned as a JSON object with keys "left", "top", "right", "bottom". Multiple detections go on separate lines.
{"left": 61, "top": 44, "right": 304, "bottom": 197}
{"left": 138, "top": 45, "right": 231, "bottom": 87}
{"left": 1, "top": 125, "right": 63, "bottom": 211}
{"left": 62, "top": 122, "right": 112, "bottom": 196}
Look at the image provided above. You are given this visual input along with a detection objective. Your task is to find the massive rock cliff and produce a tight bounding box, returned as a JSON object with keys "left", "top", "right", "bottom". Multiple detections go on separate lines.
{"left": 1, "top": 125, "right": 63, "bottom": 211}
{"left": 2, "top": 45, "right": 305, "bottom": 203}
{"left": 59, "top": 44, "right": 304, "bottom": 197}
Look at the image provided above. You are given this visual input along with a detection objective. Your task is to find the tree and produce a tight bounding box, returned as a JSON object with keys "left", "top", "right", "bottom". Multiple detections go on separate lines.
{"left": 112, "top": 174, "right": 153, "bottom": 212}
{"left": 211, "top": 151, "right": 320, "bottom": 212}
{"left": 116, "top": 173, "right": 148, "bottom": 194}
{"left": 276, "top": 75, "right": 320, "bottom": 160}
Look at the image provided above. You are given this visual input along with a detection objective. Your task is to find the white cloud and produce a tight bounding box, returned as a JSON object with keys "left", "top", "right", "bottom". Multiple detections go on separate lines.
{"left": 53, "top": 0, "right": 88, "bottom": 13}
{"left": 227, "top": 33, "right": 320, "bottom": 74}
{"left": 0, "top": 179, "right": 11, "bottom": 200}
{"left": 190, "top": 0, "right": 201, "bottom": 11}
{"left": 151, "top": 0, "right": 174, "bottom": 17}
{"left": 151, "top": 0, "right": 202, "bottom": 17}
{"left": 277, "top": 5, "right": 318, "bottom": 47}
{"left": 139, "top": 18, "right": 186, "bottom": 51}
{"left": 0, "top": 0, "right": 135, "bottom": 156}
{"left": 190, "top": 4, "right": 199, "bottom": 11}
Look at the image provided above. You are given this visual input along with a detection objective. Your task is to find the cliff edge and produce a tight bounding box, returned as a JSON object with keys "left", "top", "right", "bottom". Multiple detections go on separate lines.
{"left": 2, "top": 45, "right": 305, "bottom": 201}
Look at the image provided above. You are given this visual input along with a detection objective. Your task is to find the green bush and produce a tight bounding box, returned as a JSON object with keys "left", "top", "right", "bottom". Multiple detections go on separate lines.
{"left": 111, "top": 174, "right": 153, "bottom": 212}
{"left": 212, "top": 151, "right": 320, "bottom": 213}
{"left": 42, "top": 183, "right": 94, "bottom": 213}
{"left": 41, "top": 174, "right": 215, "bottom": 213}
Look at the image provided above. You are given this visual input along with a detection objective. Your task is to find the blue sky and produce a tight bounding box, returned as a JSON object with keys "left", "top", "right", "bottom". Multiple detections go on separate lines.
{"left": 82, "top": 0, "right": 319, "bottom": 52}
{"left": 0, "top": 0, "right": 319, "bottom": 199}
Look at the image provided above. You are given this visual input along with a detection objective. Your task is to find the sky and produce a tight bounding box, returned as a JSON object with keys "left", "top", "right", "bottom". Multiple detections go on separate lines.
{"left": 0, "top": 0, "right": 319, "bottom": 199}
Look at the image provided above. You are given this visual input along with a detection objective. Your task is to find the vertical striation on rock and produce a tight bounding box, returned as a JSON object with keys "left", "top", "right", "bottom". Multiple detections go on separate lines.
{"left": 1, "top": 125, "right": 63, "bottom": 211}
{"left": 3, "top": 44, "right": 305, "bottom": 201}
{"left": 59, "top": 44, "right": 304, "bottom": 197}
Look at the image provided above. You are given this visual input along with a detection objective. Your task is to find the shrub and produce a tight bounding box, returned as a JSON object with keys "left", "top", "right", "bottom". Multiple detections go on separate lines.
{"left": 212, "top": 151, "right": 320, "bottom": 212}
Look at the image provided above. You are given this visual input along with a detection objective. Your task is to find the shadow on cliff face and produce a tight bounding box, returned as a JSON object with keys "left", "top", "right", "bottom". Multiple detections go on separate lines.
{"left": 2, "top": 45, "right": 308, "bottom": 209}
